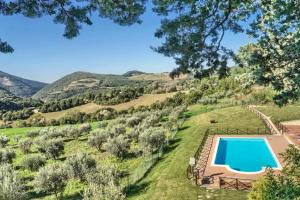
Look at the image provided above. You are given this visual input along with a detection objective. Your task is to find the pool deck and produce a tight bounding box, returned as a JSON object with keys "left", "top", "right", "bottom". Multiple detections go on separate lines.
{"left": 203, "top": 135, "right": 290, "bottom": 188}
{"left": 281, "top": 123, "right": 300, "bottom": 149}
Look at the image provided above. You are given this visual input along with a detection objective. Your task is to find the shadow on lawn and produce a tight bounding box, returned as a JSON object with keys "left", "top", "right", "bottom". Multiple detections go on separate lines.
{"left": 126, "top": 181, "right": 152, "bottom": 198}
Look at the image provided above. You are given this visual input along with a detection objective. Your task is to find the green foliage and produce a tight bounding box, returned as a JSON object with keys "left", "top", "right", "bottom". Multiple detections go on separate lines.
{"left": 247, "top": 88, "right": 276, "bottom": 105}
{"left": 152, "top": 1, "right": 250, "bottom": 79}
{"left": 19, "top": 138, "right": 33, "bottom": 154}
{"left": 34, "top": 163, "right": 69, "bottom": 199}
{"left": 79, "top": 123, "right": 92, "bottom": 134}
{"left": 84, "top": 166, "right": 124, "bottom": 200}
{"left": 66, "top": 153, "right": 96, "bottom": 182}
{"left": 40, "top": 97, "right": 86, "bottom": 113}
{"left": 0, "top": 164, "right": 27, "bottom": 200}
{"left": 0, "top": 149, "right": 16, "bottom": 164}
{"left": 26, "top": 130, "right": 40, "bottom": 138}
{"left": 33, "top": 71, "right": 146, "bottom": 102}
{"left": 104, "top": 135, "right": 130, "bottom": 159}
{"left": 36, "top": 138, "right": 64, "bottom": 160}
{"left": 249, "top": 145, "right": 300, "bottom": 200}
{"left": 21, "top": 154, "right": 46, "bottom": 171}
{"left": 0, "top": 135, "right": 10, "bottom": 148}
{"left": 27, "top": 113, "right": 47, "bottom": 127}
{"left": 88, "top": 129, "right": 109, "bottom": 151}
{"left": 139, "top": 127, "right": 166, "bottom": 154}
{"left": 2, "top": 108, "right": 33, "bottom": 121}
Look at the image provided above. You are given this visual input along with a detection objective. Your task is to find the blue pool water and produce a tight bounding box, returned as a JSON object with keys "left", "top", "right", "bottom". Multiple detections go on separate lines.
{"left": 214, "top": 138, "right": 279, "bottom": 173}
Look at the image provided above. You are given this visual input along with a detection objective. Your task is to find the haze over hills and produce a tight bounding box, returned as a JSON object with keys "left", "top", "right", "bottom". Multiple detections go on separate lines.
{"left": 0, "top": 71, "right": 47, "bottom": 97}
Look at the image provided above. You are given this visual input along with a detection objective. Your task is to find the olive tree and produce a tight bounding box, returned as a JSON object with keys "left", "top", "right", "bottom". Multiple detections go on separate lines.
{"left": 87, "top": 129, "right": 108, "bottom": 151}
{"left": 66, "top": 153, "right": 96, "bottom": 182}
{"left": 19, "top": 139, "right": 33, "bottom": 154}
{"left": 104, "top": 135, "right": 129, "bottom": 159}
{"left": 34, "top": 163, "right": 69, "bottom": 199}
{"left": 139, "top": 127, "right": 166, "bottom": 154}
{"left": 84, "top": 166, "right": 124, "bottom": 200}
{"left": 21, "top": 154, "right": 46, "bottom": 171}
{"left": 0, "top": 149, "right": 16, "bottom": 164}
{"left": 0, "top": 164, "right": 27, "bottom": 200}
{"left": 0, "top": 136, "right": 10, "bottom": 148}
{"left": 36, "top": 138, "right": 64, "bottom": 160}
{"left": 78, "top": 123, "right": 92, "bottom": 134}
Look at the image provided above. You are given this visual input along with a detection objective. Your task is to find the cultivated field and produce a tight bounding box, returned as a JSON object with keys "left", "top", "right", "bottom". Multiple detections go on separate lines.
{"left": 41, "top": 93, "right": 176, "bottom": 121}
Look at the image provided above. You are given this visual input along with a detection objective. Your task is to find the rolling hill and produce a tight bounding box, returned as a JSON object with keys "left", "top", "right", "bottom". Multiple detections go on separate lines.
{"left": 32, "top": 71, "right": 147, "bottom": 101}
{"left": 0, "top": 71, "right": 47, "bottom": 97}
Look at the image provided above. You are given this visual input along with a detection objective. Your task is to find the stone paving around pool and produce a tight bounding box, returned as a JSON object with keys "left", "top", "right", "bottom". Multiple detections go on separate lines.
{"left": 203, "top": 135, "right": 290, "bottom": 188}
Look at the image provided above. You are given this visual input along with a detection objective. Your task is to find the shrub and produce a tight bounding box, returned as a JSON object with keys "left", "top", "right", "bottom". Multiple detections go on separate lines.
{"left": 65, "top": 126, "right": 81, "bottom": 140}
{"left": 0, "top": 149, "right": 16, "bottom": 164}
{"left": 19, "top": 139, "right": 33, "bottom": 154}
{"left": 0, "top": 164, "right": 27, "bottom": 200}
{"left": 87, "top": 130, "right": 108, "bottom": 151}
{"left": 39, "top": 127, "right": 64, "bottom": 139}
{"left": 26, "top": 130, "right": 40, "bottom": 138}
{"left": 84, "top": 166, "right": 124, "bottom": 200}
{"left": 104, "top": 135, "right": 129, "bottom": 159}
{"left": 139, "top": 127, "right": 166, "bottom": 154}
{"left": 97, "top": 121, "right": 109, "bottom": 129}
{"left": 34, "top": 163, "right": 69, "bottom": 199}
{"left": 126, "top": 128, "right": 140, "bottom": 142}
{"left": 126, "top": 116, "right": 142, "bottom": 127}
{"left": 21, "top": 154, "right": 46, "bottom": 171}
{"left": 66, "top": 153, "right": 96, "bottom": 182}
{"left": 142, "top": 113, "right": 161, "bottom": 127}
{"left": 0, "top": 136, "right": 10, "bottom": 148}
{"left": 78, "top": 123, "right": 92, "bottom": 134}
{"left": 108, "top": 124, "right": 126, "bottom": 138}
{"left": 36, "top": 138, "right": 64, "bottom": 160}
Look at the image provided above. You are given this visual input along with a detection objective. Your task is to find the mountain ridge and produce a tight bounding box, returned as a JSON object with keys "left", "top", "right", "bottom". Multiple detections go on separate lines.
{"left": 0, "top": 70, "right": 47, "bottom": 97}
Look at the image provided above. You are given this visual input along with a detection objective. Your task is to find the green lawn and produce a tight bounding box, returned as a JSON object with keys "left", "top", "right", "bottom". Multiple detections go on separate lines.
{"left": 128, "top": 105, "right": 266, "bottom": 200}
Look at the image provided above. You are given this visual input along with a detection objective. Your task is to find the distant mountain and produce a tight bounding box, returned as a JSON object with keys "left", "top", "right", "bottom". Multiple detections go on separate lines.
{"left": 123, "top": 70, "right": 148, "bottom": 77}
{"left": 32, "top": 71, "right": 146, "bottom": 101}
{"left": 0, "top": 71, "right": 47, "bottom": 97}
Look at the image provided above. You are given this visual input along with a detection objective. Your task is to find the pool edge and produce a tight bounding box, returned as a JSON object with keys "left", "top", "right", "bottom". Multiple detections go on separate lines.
{"left": 210, "top": 136, "right": 283, "bottom": 175}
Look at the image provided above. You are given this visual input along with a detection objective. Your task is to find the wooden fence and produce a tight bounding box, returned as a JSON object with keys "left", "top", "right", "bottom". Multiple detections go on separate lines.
{"left": 187, "top": 127, "right": 269, "bottom": 189}
{"left": 187, "top": 129, "right": 211, "bottom": 180}
{"left": 246, "top": 105, "right": 281, "bottom": 135}
{"left": 219, "top": 176, "right": 253, "bottom": 190}
{"left": 211, "top": 127, "right": 271, "bottom": 135}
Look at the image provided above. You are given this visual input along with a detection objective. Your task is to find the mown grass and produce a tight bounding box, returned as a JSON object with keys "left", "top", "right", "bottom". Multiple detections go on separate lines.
{"left": 257, "top": 105, "right": 300, "bottom": 123}
{"left": 128, "top": 105, "right": 266, "bottom": 200}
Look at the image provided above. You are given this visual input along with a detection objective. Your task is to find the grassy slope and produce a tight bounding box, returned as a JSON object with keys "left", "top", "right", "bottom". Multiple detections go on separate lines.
{"left": 41, "top": 93, "right": 176, "bottom": 121}
{"left": 128, "top": 105, "right": 266, "bottom": 200}
{"left": 256, "top": 105, "right": 300, "bottom": 123}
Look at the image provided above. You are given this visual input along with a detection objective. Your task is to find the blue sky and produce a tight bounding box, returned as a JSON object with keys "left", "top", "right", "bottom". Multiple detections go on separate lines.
{"left": 0, "top": 7, "right": 251, "bottom": 83}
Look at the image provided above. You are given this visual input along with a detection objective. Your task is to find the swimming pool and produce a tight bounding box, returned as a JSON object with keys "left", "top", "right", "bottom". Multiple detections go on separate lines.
{"left": 212, "top": 137, "right": 282, "bottom": 174}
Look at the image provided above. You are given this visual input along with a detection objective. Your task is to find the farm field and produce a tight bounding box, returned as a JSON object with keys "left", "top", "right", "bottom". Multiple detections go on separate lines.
{"left": 128, "top": 105, "right": 267, "bottom": 200}
{"left": 41, "top": 93, "right": 176, "bottom": 121}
